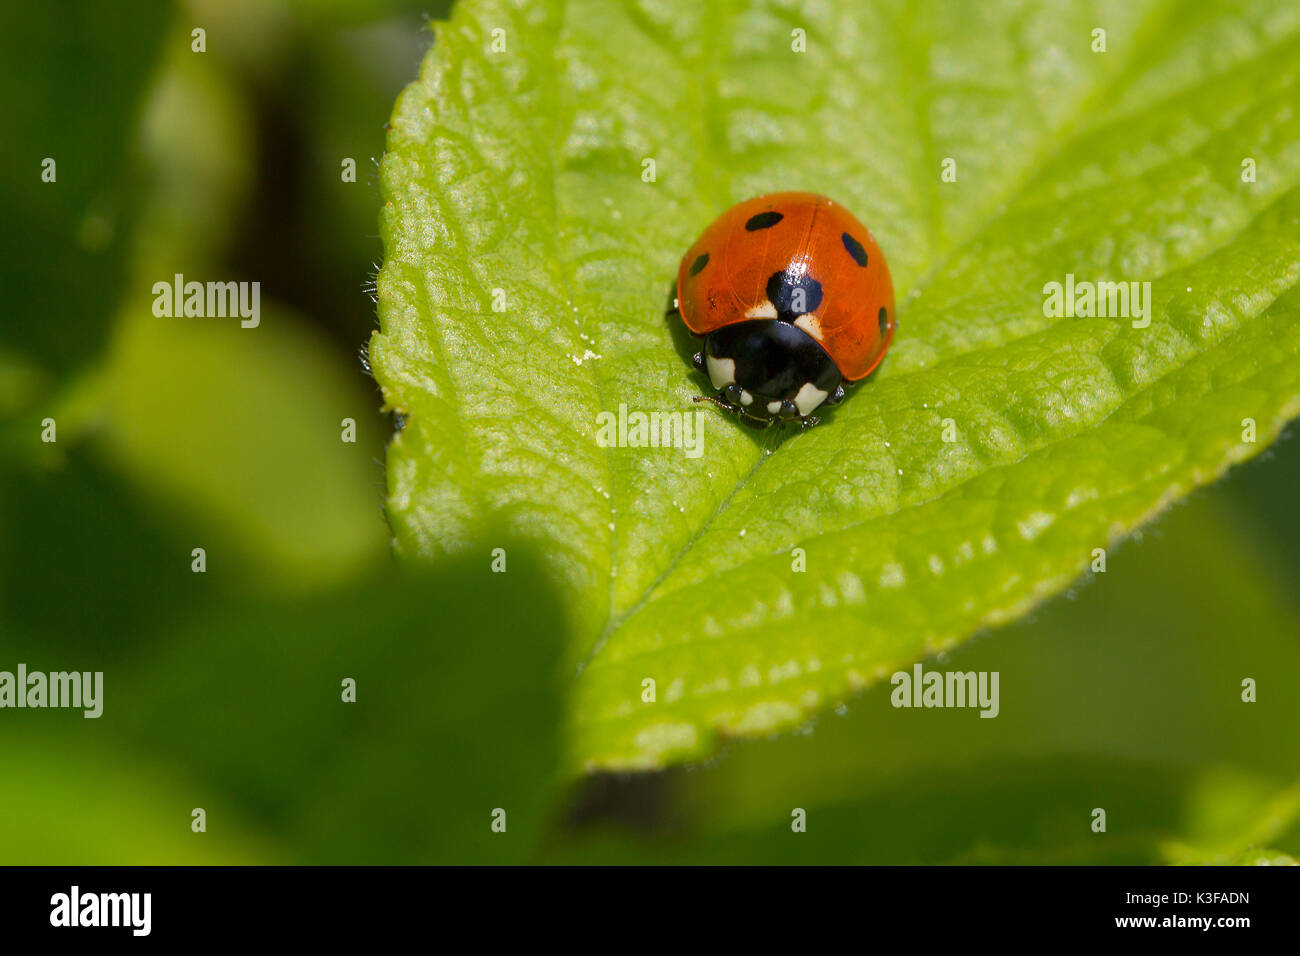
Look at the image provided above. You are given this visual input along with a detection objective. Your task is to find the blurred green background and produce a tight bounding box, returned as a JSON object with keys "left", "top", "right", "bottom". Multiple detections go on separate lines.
{"left": 1, "top": 0, "right": 1298, "bottom": 864}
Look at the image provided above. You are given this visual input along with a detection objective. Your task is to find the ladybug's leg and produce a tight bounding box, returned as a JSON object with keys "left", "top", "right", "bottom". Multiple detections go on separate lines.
{"left": 692, "top": 351, "right": 705, "bottom": 372}
{"left": 799, "top": 415, "right": 821, "bottom": 430}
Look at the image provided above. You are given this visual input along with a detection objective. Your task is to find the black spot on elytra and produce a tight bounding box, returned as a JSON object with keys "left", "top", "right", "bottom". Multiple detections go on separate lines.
{"left": 689, "top": 252, "right": 710, "bottom": 276}
{"left": 878, "top": 307, "right": 889, "bottom": 337}
{"left": 842, "top": 232, "right": 868, "bottom": 267}
{"left": 766, "top": 270, "right": 823, "bottom": 319}
{"left": 745, "top": 211, "right": 784, "bottom": 231}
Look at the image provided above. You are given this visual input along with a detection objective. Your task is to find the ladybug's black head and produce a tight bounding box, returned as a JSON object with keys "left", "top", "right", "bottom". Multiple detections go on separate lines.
{"left": 693, "top": 319, "right": 843, "bottom": 425}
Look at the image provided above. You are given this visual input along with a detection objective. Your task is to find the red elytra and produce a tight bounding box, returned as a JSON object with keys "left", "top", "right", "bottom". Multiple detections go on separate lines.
{"left": 676, "top": 191, "right": 896, "bottom": 382}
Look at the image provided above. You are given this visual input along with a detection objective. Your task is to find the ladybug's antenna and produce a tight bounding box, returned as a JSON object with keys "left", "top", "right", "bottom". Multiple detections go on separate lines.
{"left": 692, "top": 395, "right": 735, "bottom": 412}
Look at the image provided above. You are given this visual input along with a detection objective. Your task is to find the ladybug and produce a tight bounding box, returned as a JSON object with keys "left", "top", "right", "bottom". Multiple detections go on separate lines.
{"left": 675, "top": 192, "right": 896, "bottom": 427}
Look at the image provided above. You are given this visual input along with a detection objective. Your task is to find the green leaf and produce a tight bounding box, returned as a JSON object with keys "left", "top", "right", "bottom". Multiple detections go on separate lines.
{"left": 1223, "top": 850, "right": 1299, "bottom": 865}
{"left": 5, "top": 34, "right": 390, "bottom": 591}
{"left": 372, "top": 0, "right": 1300, "bottom": 773}
{"left": 1162, "top": 777, "right": 1300, "bottom": 865}
{"left": 105, "top": 555, "right": 567, "bottom": 864}
{"left": 0, "top": 732, "right": 270, "bottom": 864}
{"left": 0, "top": 0, "right": 170, "bottom": 375}
{"left": 0, "top": 535, "right": 567, "bottom": 864}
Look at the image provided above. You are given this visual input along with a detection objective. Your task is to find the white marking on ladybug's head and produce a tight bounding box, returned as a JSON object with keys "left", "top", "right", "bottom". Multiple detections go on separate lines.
{"left": 745, "top": 301, "right": 779, "bottom": 319}
{"left": 794, "top": 313, "right": 823, "bottom": 341}
{"left": 793, "top": 381, "right": 829, "bottom": 416}
{"left": 706, "top": 354, "right": 736, "bottom": 390}
{"left": 766, "top": 400, "right": 782, "bottom": 415}
{"left": 739, "top": 389, "right": 754, "bottom": 406}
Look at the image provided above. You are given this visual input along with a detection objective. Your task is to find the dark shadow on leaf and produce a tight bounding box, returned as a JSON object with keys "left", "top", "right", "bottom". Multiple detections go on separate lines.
{"left": 100, "top": 535, "right": 569, "bottom": 864}
{"left": 552, "top": 755, "right": 1216, "bottom": 865}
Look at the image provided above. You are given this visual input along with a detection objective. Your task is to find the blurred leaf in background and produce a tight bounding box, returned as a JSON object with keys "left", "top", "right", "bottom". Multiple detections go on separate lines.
{"left": 0, "top": 0, "right": 171, "bottom": 376}
{"left": 0, "top": 535, "right": 567, "bottom": 864}
{"left": 2, "top": 1, "right": 427, "bottom": 587}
